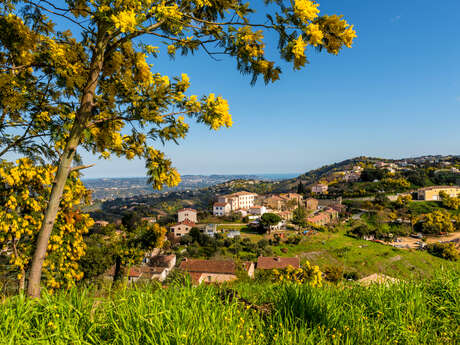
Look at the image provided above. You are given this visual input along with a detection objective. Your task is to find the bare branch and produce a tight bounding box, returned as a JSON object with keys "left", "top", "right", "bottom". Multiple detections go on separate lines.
{"left": 70, "top": 163, "right": 95, "bottom": 172}
{"left": 23, "top": 0, "right": 92, "bottom": 33}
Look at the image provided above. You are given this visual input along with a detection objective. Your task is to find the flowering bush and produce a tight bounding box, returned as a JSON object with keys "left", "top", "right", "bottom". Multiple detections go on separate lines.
{"left": 0, "top": 158, "right": 93, "bottom": 291}
{"left": 272, "top": 261, "right": 322, "bottom": 287}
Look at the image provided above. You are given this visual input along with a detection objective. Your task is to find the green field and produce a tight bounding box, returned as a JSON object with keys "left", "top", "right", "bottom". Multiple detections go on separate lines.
{"left": 1, "top": 270, "right": 458, "bottom": 345}
{"left": 207, "top": 226, "right": 458, "bottom": 280}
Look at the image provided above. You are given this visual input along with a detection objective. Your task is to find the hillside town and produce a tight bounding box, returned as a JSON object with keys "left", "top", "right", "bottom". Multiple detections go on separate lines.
{"left": 96, "top": 175, "right": 459, "bottom": 285}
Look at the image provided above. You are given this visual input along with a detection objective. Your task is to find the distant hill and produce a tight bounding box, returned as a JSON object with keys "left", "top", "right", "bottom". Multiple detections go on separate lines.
{"left": 269, "top": 155, "right": 460, "bottom": 193}
{"left": 91, "top": 154, "right": 459, "bottom": 221}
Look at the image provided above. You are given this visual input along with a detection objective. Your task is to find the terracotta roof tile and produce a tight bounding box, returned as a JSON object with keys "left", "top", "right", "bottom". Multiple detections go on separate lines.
{"left": 171, "top": 220, "right": 196, "bottom": 228}
{"left": 178, "top": 208, "right": 197, "bottom": 213}
{"left": 213, "top": 202, "right": 229, "bottom": 207}
{"left": 179, "top": 259, "right": 236, "bottom": 274}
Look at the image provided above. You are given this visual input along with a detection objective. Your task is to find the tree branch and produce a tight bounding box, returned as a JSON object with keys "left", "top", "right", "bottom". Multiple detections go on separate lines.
{"left": 70, "top": 163, "right": 95, "bottom": 172}
{"left": 23, "top": 0, "right": 92, "bottom": 33}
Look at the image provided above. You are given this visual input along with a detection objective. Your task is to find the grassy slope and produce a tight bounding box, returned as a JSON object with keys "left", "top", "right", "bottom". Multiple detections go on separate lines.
{"left": 240, "top": 228, "right": 459, "bottom": 280}
{"left": 1, "top": 271, "right": 458, "bottom": 345}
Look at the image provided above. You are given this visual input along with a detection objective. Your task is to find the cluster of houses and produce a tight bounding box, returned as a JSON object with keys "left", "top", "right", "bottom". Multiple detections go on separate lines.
{"left": 168, "top": 208, "right": 242, "bottom": 239}
{"left": 307, "top": 165, "right": 364, "bottom": 195}
{"left": 106, "top": 253, "right": 177, "bottom": 283}
{"left": 108, "top": 254, "right": 301, "bottom": 285}
{"left": 211, "top": 190, "right": 343, "bottom": 228}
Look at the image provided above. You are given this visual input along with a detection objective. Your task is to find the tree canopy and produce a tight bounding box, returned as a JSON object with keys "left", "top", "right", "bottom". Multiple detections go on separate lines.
{"left": 0, "top": 0, "right": 356, "bottom": 297}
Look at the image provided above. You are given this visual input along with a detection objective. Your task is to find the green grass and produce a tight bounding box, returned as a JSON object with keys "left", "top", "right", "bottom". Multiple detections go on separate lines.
{"left": 0, "top": 270, "right": 458, "bottom": 344}
{"left": 408, "top": 201, "right": 460, "bottom": 216}
{"left": 270, "top": 228, "right": 459, "bottom": 280}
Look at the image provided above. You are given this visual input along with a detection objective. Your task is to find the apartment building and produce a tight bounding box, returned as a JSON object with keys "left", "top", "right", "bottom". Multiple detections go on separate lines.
{"left": 417, "top": 186, "right": 460, "bottom": 201}
{"left": 217, "top": 191, "right": 257, "bottom": 211}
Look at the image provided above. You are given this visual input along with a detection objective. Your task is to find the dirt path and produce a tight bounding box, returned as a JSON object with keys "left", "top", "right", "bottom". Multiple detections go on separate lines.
{"left": 390, "top": 232, "right": 460, "bottom": 249}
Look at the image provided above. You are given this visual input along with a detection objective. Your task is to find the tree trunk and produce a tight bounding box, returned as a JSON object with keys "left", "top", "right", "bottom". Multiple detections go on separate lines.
{"left": 112, "top": 256, "right": 125, "bottom": 287}
{"left": 27, "top": 43, "right": 106, "bottom": 298}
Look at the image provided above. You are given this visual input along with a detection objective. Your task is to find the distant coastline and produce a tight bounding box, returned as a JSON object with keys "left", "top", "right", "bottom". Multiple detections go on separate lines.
{"left": 82, "top": 173, "right": 300, "bottom": 182}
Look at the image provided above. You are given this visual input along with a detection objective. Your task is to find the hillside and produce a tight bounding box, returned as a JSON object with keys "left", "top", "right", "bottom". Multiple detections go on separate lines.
{"left": 272, "top": 155, "right": 460, "bottom": 193}
{"left": 88, "top": 154, "right": 460, "bottom": 223}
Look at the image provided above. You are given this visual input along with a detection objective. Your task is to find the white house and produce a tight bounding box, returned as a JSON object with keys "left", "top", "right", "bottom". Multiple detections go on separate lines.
{"left": 249, "top": 205, "right": 267, "bottom": 216}
{"left": 213, "top": 202, "right": 231, "bottom": 216}
{"left": 178, "top": 208, "right": 198, "bottom": 223}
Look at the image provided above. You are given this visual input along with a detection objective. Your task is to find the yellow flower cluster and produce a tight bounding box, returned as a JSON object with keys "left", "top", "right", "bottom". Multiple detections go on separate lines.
{"left": 203, "top": 94, "right": 233, "bottom": 130}
{"left": 153, "top": 1, "right": 183, "bottom": 33}
{"left": 134, "top": 53, "right": 153, "bottom": 84}
{"left": 47, "top": 40, "right": 86, "bottom": 89}
{"left": 0, "top": 158, "right": 93, "bottom": 291}
{"left": 195, "top": 0, "right": 212, "bottom": 8}
{"left": 145, "top": 148, "right": 182, "bottom": 189}
{"left": 167, "top": 44, "right": 176, "bottom": 55}
{"left": 294, "top": 0, "right": 320, "bottom": 23}
{"left": 340, "top": 25, "right": 357, "bottom": 48}
{"left": 185, "top": 95, "right": 202, "bottom": 112}
{"left": 292, "top": 35, "right": 307, "bottom": 70}
{"left": 315, "top": 15, "right": 357, "bottom": 55}
{"left": 236, "top": 27, "right": 265, "bottom": 58}
{"left": 306, "top": 23, "right": 324, "bottom": 47}
{"left": 111, "top": 9, "right": 138, "bottom": 33}
{"left": 273, "top": 261, "right": 322, "bottom": 287}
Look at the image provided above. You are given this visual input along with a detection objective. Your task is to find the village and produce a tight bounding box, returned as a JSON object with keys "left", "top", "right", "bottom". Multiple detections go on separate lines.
{"left": 100, "top": 178, "right": 460, "bottom": 286}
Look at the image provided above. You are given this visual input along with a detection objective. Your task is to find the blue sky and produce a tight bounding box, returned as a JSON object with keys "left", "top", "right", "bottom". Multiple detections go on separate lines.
{"left": 13, "top": 1, "right": 460, "bottom": 177}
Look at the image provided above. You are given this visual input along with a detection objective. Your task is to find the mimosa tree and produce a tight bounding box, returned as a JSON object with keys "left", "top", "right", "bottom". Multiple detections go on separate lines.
{"left": 0, "top": 158, "right": 93, "bottom": 292}
{"left": 0, "top": 0, "right": 356, "bottom": 297}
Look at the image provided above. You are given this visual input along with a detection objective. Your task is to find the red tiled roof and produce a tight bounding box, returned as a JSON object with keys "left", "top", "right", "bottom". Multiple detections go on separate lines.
{"left": 179, "top": 259, "right": 236, "bottom": 274}
{"left": 213, "top": 202, "right": 229, "bottom": 207}
{"left": 189, "top": 272, "right": 204, "bottom": 284}
{"left": 418, "top": 186, "right": 460, "bottom": 191}
{"left": 257, "top": 256, "right": 300, "bottom": 270}
{"left": 230, "top": 191, "right": 257, "bottom": 196}
{"left": 265, "top": 195, "right": 284, "bottom": 201}
{"left": 178, "top": 208, "right": 197, "bottom": 213}
{"left": 280, "top": 193, "right": 302, "bottom": 200}
{"left": 171, "top": 220, "right": 195, "bottom": 228}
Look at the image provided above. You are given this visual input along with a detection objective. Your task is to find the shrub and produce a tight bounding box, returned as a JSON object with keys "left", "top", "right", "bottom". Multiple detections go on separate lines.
{"left": 273, "top": 262, "right": 322, "bottom": 287}
{"left": 416, "top": 210, "right": 455, "bottom": 234}
{"left": 324, "top": 265, "right": 344, "bottom": 283}
{"left": 426, "top": 242, "right": 459, "bottom": 261}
